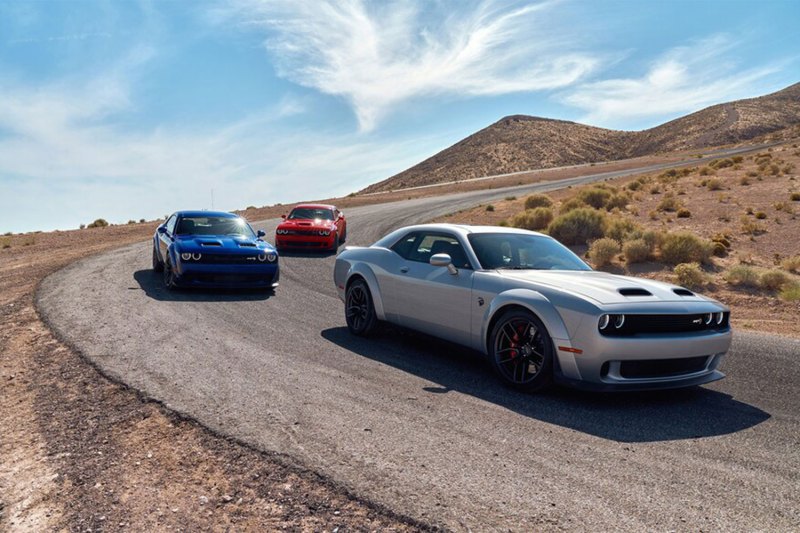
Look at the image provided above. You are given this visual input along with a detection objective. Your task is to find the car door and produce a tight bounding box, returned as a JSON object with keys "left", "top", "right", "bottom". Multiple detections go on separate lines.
{"left": 383, "top": 231, "right": 474, "bottom": 346}
{"left": 159, "top": 214, "right": 178, "bottom": 262}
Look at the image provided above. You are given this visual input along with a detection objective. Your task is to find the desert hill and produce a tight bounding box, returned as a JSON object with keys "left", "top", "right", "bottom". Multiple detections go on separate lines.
{"left": 362, "top": 82, "right": 800, "bottom": 193}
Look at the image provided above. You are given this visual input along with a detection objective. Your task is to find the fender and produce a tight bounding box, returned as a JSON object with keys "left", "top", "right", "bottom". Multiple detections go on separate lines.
{"left": 481, "top": 288, "right": 571, "bottom": 355}
{"left": 346, "top": 263, "right": 387, "bottom": 321}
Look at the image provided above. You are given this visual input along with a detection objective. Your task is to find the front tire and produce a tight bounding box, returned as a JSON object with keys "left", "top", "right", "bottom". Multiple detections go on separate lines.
{"left": 163, "top": 257, "right": 178, "bottom": 290}
{"left": 152, "top": 246, "right": 164, "bottom": 272}
{"left": 489, "top": 309, "right": 553, "bottom": 392}
{"left": 331, "top": 233, "right": 340, "bottom": 252}
{"left": 345, "top": 279, "right": 377, "bottom": 336}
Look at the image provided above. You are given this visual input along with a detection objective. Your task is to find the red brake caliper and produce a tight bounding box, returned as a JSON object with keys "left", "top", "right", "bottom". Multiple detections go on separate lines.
{"left": 509, "top": 324, "right": 521, "bottom": 359}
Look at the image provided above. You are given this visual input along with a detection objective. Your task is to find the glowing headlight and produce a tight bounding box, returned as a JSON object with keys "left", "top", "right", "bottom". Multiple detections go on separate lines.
{"left": 614, "top": 314, "right": 625, "bottom": 329}
{"left": 276, "top": 229, "right": 288, "bottom": 235}
{"left": 192, "top": 252, "right": 202, "bottom": 261}
{"left": 598, "top": 314, "right": 610, "bottom": 330}
{"left": 181, "top": 252, "right": 192, "bottom": 261}
{"left": 266, "top": 253, "right": 277, "bottom": 262}
{"left": 257, "top": 253, "right": 268, "bottom": 262}
{"left": 319, "top": 229, "right": 331, "bottom": 236}
{"left": 715, "top": 312, "right": 724, "bottom": 325}
{"left": 704, "top": 313, "right": 713, "bottom": 325}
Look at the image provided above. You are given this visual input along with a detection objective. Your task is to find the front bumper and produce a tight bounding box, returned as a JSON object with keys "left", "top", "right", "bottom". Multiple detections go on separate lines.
{"left": 174, "top": 261, "right": 279, "bottom": 289}
{"left": 555, "top": 328, "right": 732, "bottom": 391}
{"left": 276, "top": 233, "right": 335, "bottom": 250}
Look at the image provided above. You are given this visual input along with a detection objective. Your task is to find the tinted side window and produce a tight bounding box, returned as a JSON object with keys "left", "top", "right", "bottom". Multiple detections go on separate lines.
{"left": 408, "top": 233, "right": 472, "bottom": 269}
{"left": 165, "top": 215, "right": 177, "bottom": 234}
{"left": 390, "top": 232, "right": 420, "bottom": 259}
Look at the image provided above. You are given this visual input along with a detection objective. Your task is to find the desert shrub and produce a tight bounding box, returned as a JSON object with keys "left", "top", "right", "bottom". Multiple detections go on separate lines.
{"left": 623, "top": 239, "right": 652, "bottom": 264}
{"left": 724, "top": 265, "right": 759, "bottom": 287}
{"left": 746, "top": 171, "right": 758, "bottom": 177}
{"left": 773, "top": 201, "right": 794, "bottom": 213}
{"left": 559, "top": 197, "right": 586, "bottom": 214}
{"left": 790, "top": 192, "right": 800, "bottom": 201}
{"left": 79, "top": 224, "right": 86, "bottom": 230}
{"left": 780, "top": 283, "right": 800, "bottom": 302}
{"left": 577, "top": 188, "right": 612, "bottom": 209}
{"left": 127, "top": 219, "right": 136, "bottom": 225}
{"left": 676, "top": 208, "right": 691, "bottom": 218}
{"left": 745, "top": 206, "right": 754, "bottom": 215}
{"left": 706, "top": 178, "right": 723, "bottom": 191}
{"left": 87, "top": 218, "right": 109, "bottom": 228}
{"left": 605, "top": 192, "right": 631, "bottom": 211}
{"left": 589, "top": 238, "right": 620, "bottom": 267}
{"left": 709, "top": 158, "right": 733, "bottom": 169}
{"left": 769, "top": 164, "right": 781, "bottom": 175}
{"left": 139, "top": 218, "right": 146, "bottom": 223}
{"left": 732, "top": 155, "right": 743, "bottom": 164}
{"left": 1, "top": 238, "right": 10, "bottom": 249}
{"left": 485, "top": 204, "right": 495, "bottom": 212}
{"left": 547, "top": 208, "right": 606, "bottom": 245}
{"left": 759, "top": 270, "right": 791, "bottom": 291}
{"left": 740, "top": 216, "right": 765, "bottom": 236}
{"left": 699, "top": 166, "right": 714, "bottom": 176}
{"left": 627, "top": 180, "right": 642, "bottom": 191}
{"left": 523, "top": 194, "right": 553, "bottom": 209}
{"left": 739, "top": 176, "right": 750, "bottom": 186}
{"left": 510, "top": 207, "right": 553, "bottom": 231}
{"left": 657, "top": 195, "right": 682, "bottom": 212}
{"left": 505, "top": 196, "right": 517, "bottom": 201}
{"left": 649, "top": 185, "right": 661, "bottom": 194}
{"left": 755, "top": 211, "right": 767, "bottom": 219}
{"left": 781, "top": 255, "right": 800, "bottom": 273}
{"left": 659, "top": 232, "right": 713, "bottom": 265}
{"left": 674, "top": 263, "right": 707, "bottom": 289}
{"left": 604, "top": 218, "right": 640, "bottom": 243}
{"left": 640, "top": 230, "right": 662, "bottom": 251}
{"left": 497, "top": 220, "right": 509, "bottom": 227}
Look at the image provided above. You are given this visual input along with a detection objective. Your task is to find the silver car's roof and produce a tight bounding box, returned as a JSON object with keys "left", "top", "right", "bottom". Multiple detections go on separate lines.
{"left": 373, "top": 223, "right": 550, "bottom": 248}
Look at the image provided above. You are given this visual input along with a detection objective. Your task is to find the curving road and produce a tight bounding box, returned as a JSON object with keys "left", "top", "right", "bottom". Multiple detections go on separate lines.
{"left": 39, "top": 157, "right": 800, "bottom": 530}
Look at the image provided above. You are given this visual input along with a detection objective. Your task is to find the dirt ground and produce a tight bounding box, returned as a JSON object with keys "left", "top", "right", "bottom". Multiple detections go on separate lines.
{"left": 438, "top": 140, "right": 800, "bottom": 338}
{"left": 1, "top": 142, "right": 795, "bottom": 531}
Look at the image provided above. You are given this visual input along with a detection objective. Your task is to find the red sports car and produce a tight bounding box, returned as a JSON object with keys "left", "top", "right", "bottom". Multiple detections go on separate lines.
{"left": 275, "top": 204, "right": 347, "bottom": 252}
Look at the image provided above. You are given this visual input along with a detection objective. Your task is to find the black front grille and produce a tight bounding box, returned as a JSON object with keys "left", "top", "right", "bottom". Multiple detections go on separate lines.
{"left": 185, "top": 272, "right": 274, "bottom": 284}
{"left": 283, "top": 229, "right": 320, "bottom": 236}
{"left": 619, "top": 356, "right": 709, "bottom": 378}
{"left": 197, "top": 253, "right": 260, "bottom": 264}
{"left": 601, "top": 313, "right": 730, "bottom": 336}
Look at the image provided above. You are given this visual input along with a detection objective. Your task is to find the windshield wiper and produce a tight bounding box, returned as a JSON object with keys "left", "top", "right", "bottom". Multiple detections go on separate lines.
{"left": 496, "top": 266, "right": 532, "bottom": 270}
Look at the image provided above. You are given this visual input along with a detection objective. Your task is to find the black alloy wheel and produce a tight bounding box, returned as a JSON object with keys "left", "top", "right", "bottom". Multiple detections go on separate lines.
{"left": 489, "top": 310, "right": 553, "bottom": 392}
{"left": 345, "top": 279, "right": 377, "bottom": 336}
{"left": 163, "top": 257, "right": 178, "bottom": 290}
{"left": 331, "top": 233, "right": 340, "bottom": 252}
{"left": 152, "top": 247, "right": 164, "bottom": 272}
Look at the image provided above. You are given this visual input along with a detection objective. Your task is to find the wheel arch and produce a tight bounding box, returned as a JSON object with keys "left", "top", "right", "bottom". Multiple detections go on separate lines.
{"left": 345, "top": 264, "right": 386, "bottom": 320}
{"left": 482, "top": 289, "right": 570, "bottom": 355}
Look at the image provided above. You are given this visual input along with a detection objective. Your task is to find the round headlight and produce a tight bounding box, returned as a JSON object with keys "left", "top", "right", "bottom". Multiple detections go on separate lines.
{"left": 267, "top": 253, "right": 277, "bottom": 262}
{"left": 714, "top": 312, "right": 724, "bottom": 325}
{"left": 277, "top": 229, "right": 286, "bottom": 235}
{"left": 319, "top": 229, "right": 330, "bottom": 236}
{"left": 257, "top": 253, "right": 267, "bottom": 262}
{"left": 614, "top": 314, "right": 625, "bottom": 329}
{"left": 180, "top": 252, "right": 192, "bottom": 261}
{"left": 598, "top": 314, "right": 610, "bottom": 330}
{"left": 192, "top": 252, "right": 202, "bottom": 261}
{"left": 704, "top": 313, "right": 713, "bottom": 325}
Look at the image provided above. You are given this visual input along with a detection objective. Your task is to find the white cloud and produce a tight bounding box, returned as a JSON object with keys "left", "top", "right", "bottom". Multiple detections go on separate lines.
{"left": 224, "top": 0, "right": 599, "bottom": 131}
{"left": 561, "top": 35, "right": 784, "bottom": 129}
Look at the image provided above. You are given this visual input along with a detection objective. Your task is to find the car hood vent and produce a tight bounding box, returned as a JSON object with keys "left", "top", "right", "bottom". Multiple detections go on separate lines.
{"left": 673, "top": 288, "right": 695, "bottom": 296}
{"left": 199, "top": 241, "right": 222, "bottom": 246}
{"left": 237, "top": 242, "right": 256, "bottom": 247}
{"left": 618, "top": 287, "right": 652, "bottom": 296}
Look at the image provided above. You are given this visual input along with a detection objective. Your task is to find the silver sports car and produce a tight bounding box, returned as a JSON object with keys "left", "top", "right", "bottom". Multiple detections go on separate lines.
{"left": 333, "top": 224, "right": 732, "bottom": 391}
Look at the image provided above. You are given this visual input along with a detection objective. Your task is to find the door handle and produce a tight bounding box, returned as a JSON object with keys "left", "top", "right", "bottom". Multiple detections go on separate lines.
{"left": 400, "top": 266, "right": 409, "bottom": 273}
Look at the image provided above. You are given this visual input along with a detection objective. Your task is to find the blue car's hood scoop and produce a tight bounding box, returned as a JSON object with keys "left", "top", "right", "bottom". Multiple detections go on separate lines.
{"left": 176, "top": 235, "right": 274, "bottom": 252}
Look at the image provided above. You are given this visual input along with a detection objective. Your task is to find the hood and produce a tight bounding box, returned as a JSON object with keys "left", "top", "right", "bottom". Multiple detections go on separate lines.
{"left": 498, "top": 270, "right": 701, "bottom": 305}
{"left": 175, "top": 235, "right": 275, "bottom": 253}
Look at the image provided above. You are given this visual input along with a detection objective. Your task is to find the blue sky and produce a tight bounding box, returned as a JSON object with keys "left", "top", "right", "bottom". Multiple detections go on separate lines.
{"left": 1, "top": 0, "right": 798, "bottom": 233}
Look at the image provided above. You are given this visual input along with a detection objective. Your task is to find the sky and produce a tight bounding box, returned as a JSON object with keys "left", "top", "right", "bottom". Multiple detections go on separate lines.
{"left": 0, "top": 0, "right": 798, "bottom": 233}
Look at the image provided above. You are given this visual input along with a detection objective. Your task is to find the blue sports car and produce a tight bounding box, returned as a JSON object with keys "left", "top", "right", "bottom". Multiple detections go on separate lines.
{"left": 152, "top": 211, "right": 279, "bottom": 290}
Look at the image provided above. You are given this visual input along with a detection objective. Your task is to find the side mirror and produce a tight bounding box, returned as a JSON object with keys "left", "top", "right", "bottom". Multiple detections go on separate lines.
{"left": 430, "top": 253, "right": 458, "bottom": 275}
{"left": 338, "top": 213, "right": 344, "bottom": 219}
{"left": 157, "top": 226, "right": 167, "bottom": 234}
{"left": 256, "top": 230, "right": 266, "bottom": 238}
{"left": 281, "top": 214, "right": 287, "bottom": 219}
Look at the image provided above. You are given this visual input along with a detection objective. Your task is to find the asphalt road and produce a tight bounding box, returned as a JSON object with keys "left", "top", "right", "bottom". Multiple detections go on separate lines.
{"left": 39, "top": 156, "right": 800, "bottom": 530}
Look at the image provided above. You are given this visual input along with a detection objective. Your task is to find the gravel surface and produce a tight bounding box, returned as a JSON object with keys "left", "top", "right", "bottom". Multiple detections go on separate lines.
{"left": 38, "top": 166, "right": 800, "bottom": 530}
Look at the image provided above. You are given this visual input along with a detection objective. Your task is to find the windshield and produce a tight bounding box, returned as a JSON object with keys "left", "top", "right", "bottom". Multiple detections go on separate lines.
{"left": 468, "top": 233, "right": 591, "bottom": 271}
{"left": 175, "top": 216, "right": 255, "bottom": 238}
{"left": 288, "top": 207, "right": 334, "bottom": 221}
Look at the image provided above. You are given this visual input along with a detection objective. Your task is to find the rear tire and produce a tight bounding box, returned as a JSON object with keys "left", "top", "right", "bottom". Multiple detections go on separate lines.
{"left": 152, "top": 247, "right": 164, "bottom": 272}
{"left": 345, "top": 279, "right": 377, "bottom": 336}
{"left": 488, "top": 309, "right": 553, "bottom": 392}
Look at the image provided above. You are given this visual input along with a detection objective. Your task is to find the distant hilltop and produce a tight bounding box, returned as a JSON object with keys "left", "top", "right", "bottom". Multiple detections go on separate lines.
{"left": 362, "top": 82, "right": 800, "bottom": 193}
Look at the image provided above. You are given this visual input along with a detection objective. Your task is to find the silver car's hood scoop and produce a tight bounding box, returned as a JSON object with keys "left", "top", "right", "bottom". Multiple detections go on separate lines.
{"left": 498, "top": 270, "right": 696, "bottom": 305}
